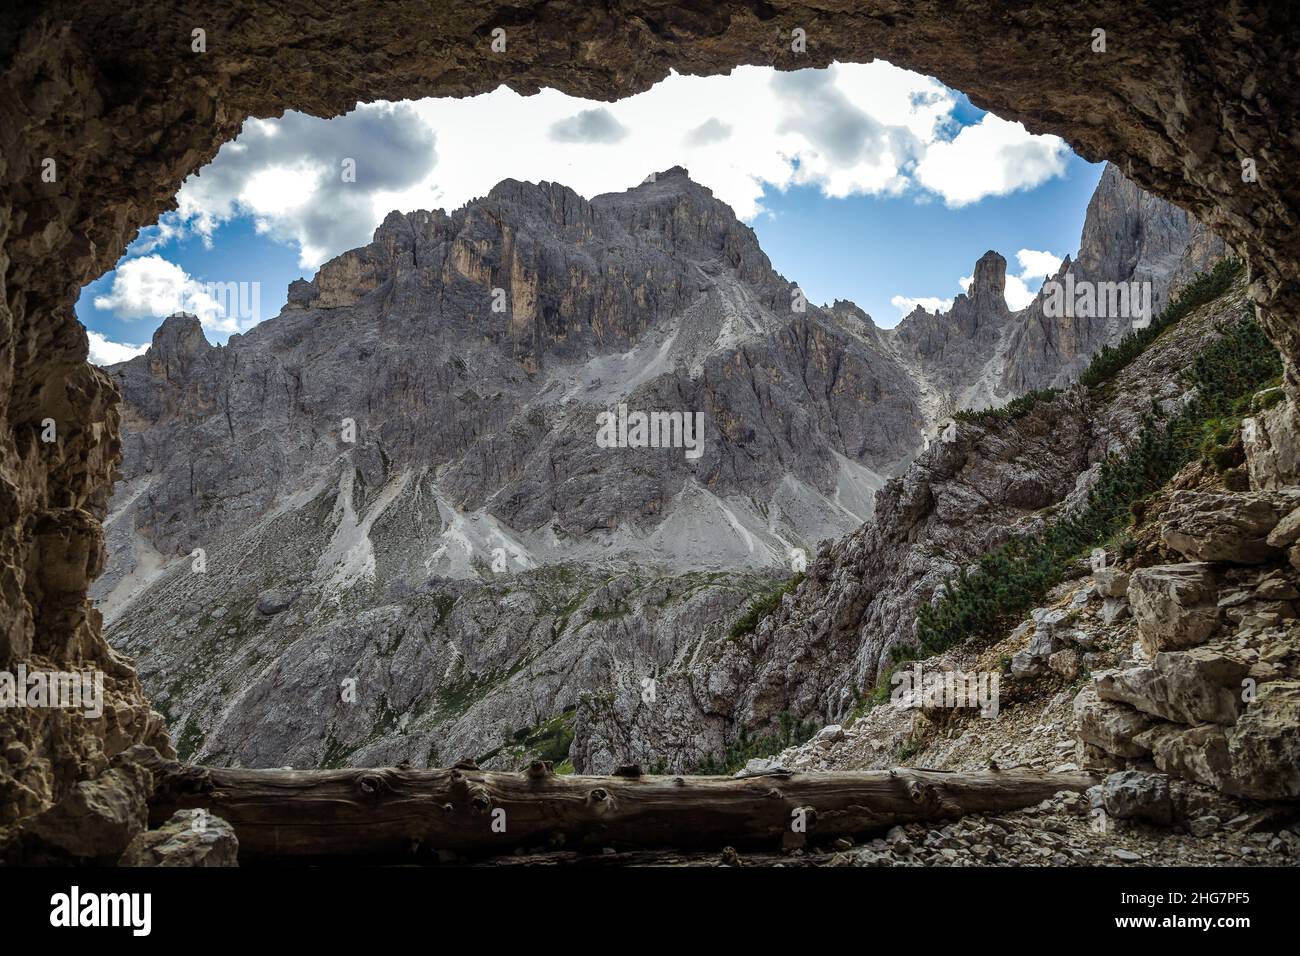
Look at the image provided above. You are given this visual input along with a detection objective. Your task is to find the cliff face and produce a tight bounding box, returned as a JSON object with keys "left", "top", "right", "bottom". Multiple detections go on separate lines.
{"left": 87, "top": 168, "right": 938, "bottom": 775}
{"left": 1075, "top": 163, "right": 1230, "bottom": 315}
{"left": 576, "top": 277, "right": 1256, "bottom": 775}
{"left": 106, "top": 164, "right": 1220, "bottom": 607}
{"left": 999, "top": 163, "right": 1230, "bottom": 395}
{"left": 890, "top": 250, "right": 1013, "bottom": 415}
{"left": 892, "top": 162, "right": 1231, "bottom": 414}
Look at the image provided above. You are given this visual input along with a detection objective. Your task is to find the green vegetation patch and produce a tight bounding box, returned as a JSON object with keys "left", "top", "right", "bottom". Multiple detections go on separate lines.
{"left": 691, "top": 711, "right": 818, "bottom": 775}
{"left": 1078, "top": 258, "right": 1243, "bottom": 390}
{"left": 954, "top": 388, "right": 1061, "bottom": 427}
{"left": 479, "top": 709, "right": 577, "bottom": 765}
{"left": 728, "top": 572, "right": 804, "bottom": 640}
{"left": 915, "top": 310, "right": 1280, "bottom": 657}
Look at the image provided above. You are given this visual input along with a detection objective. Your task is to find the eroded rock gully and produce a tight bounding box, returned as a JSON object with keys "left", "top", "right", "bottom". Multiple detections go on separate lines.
{"left": 1, "top": 2, "right": 1299, "bottom": 860}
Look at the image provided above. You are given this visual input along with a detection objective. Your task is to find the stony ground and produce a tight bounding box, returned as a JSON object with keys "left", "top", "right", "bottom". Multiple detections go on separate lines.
{"left": 467, "top": 794, "right": 1299, "bottom": 867}
{"left": 716, "top": 468, "right": 1300, "bottom": 868}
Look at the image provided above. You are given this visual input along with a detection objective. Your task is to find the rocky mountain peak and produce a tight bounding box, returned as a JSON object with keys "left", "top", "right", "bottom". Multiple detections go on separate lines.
{"left": 145, "top": 312, "right": 211, "bottom": 378}
{"left": 965, "top": 250, "right": 1008, "bottom": 310}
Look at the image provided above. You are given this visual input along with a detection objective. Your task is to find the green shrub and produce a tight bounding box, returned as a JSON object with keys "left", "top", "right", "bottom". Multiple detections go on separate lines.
{"left": 954, "top": 388, "right": 1061, "bottom": 427}
{"left": 728, "top": 573, "right": 804, "bottom": 639}
{"left": 915, "top": 311, "right": 1279, "bottom": 655}
{"left": 691, "top": 711, "right": 818, "bottom": 775}
{"left": 1078, "top": 258, "right": 1243, "bottom": 389}
{"left": 1251, "top": 384, "right": 1285, "bottom": 412}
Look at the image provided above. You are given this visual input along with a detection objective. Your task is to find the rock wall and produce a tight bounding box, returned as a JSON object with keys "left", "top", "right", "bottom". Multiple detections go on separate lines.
{"left": 2, "top": 1, "right": 1299, "bottom": 851}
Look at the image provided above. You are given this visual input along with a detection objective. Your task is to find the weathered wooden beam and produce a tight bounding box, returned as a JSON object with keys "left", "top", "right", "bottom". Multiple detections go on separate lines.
{"left": 146, "top": 759, "right": 1098, "bottom": 862}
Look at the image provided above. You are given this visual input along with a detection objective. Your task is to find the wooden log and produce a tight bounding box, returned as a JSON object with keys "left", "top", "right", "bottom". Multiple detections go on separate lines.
{"left": 145, "top": 759, "right": 1097, "bottom": 862}
{"left": 146, "top": 761, "right": 1100, "bottom": 861}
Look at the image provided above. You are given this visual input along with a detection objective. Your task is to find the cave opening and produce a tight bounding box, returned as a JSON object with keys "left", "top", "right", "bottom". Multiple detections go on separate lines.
{"left": 3, "top": 3, "right": 1298, "bottom": 866}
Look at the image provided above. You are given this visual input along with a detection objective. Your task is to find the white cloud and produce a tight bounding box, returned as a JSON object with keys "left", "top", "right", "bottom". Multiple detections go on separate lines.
{"left": 141, "top": 63, "right": 1071, "bottom": 273}
{"left": 891, "top": 294, "right": 954, "bottom": 316}
{"left": 86, "top": 331, "right": 148, "bottom": 366}
{"left": 92, "top": 255, "right": 240, "bottom": 333}
{"left": 1014, "top": 248, "right": 1064, "bottom": 283}
{"left": 549, "top": 108, "right": 628, "bottom": 144}
{"left": 914, "top": 114, "right": 1069, "bottom": 207}
{"left": 1004, "top": 248, "right": 1064, "bottom": 310}
{"left": 684, "top": 118, "right": 732, "bottom": 146}
{"left": 164, "top": 102, "right": 436, "bottom": 267}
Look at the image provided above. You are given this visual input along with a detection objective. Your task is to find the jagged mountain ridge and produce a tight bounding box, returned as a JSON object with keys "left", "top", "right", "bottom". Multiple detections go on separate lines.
{"left": 893, "top": 162, "right": 1228, "bottom": 415}
{"left": 576, "top": 275, "right": 1256, "bottom": 773}
{"left": 90, "top": 163, "right": 1226, "bottom": 773}
{"left": 99, "top": 163, "right": 1217, "bottom": 605}
{"left": 99, "top": 166, "right": 935, "bottom": 612}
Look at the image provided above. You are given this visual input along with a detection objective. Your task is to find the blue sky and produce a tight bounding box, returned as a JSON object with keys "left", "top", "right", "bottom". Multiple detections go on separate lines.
{"left": 751, "top": 154, "right": 1102, "bottom": 323}
{"left": 75, "top": 63, "right": 1105, "bottom": 361}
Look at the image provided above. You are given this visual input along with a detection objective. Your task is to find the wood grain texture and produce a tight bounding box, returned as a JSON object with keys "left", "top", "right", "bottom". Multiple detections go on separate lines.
{"left": 146, "top": 758, "right": 1098, "bottom": 862}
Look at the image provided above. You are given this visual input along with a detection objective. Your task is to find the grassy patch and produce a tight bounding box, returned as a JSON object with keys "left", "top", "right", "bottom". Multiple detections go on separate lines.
{"left": 173, "top": 716, "right": 205, "bottom": 762}
{"left": 479, "top": 709, "right": 577, "bottom": 765}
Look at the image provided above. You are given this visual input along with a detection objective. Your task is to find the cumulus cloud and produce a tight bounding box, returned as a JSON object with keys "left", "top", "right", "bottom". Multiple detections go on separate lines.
{"left": 1004, "top": 248, "right": 1065, "bottom": 310}
{"left": 162, "top": 102, "right": 436, "bottom": 267}
{"left": 684, "top": 117, "right": 732, "bottom": 146}
{"left": 86, "top": 331, "right": 148, "bottom": 366}
{"left": 891, "top": 294, "right": 954, "bottom": 316}
{"left": 136, "top": 64, "right": 1072, "bottom": 279}
{"left": 914, "top": 114, "right": 1069, "bottom": 207}
{"left": 549, "top": 108, "right": 628, "bottom": 144}
{"left": 92, "top": 255, "right": 240, "bottom": 333}
{"left": 772, "top": 68, "right": 924, "bottom": 197}
{"left": 1015, "top": 248, "right": 1065, "bottom": 283}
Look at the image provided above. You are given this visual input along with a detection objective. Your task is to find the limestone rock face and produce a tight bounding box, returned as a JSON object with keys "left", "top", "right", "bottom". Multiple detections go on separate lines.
{"left": 1226, "top": 681, "right": 1300, "bottom": 800}
{"left": 892, "top": 250, "right": 1012, "bottom": 409}
{"left": 631, "top": 270, "right": 1253, "bottom": 759}
{"left": 88, "top": 166, "right": 1207, "bottom": 776}
{"left": 1074, "top": 687, "right": 1158, "bottom": 758}
{"left": 118, "top": 809, "right": 239, "bottom": 867}
{"left": 1161, "top": 490, "right": 1300, "bottom": 564}
{"left": 1244, "top": 400, "right": 1300, "bottom": 490}
{"left": 1101, "top": 770, "right": 1175, "bottom": 825}
{"left": 1093, "top": 568, "right": 1130, "bottom": 598}
{"left": 1074, "top": 163, "right": 1228, "bottom": 320}
{"left": 1135, "top": 723, "right": 1234, "bottom": 791}
{"left": 891, "top": 161, "right": 1231, "bottom": 420}
{"left": 11, "top": 759, "right": 152, "bottom": 864}
{"left": 101, "top": 170, "right": 925, "bottom": 589}
{"left": 1094, "top": 642, "right": 1250, "bottom": 726}
{"left": 1000, "top": 161, "right": 1229, "bottom": 396}
{"left": 1128, "top": 564, "right": 1222, "bottom": 655}
{"left": 1076, "top": 557, "right": 1300, "bottom": 801}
